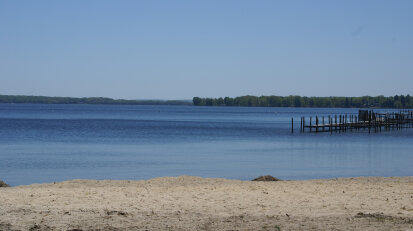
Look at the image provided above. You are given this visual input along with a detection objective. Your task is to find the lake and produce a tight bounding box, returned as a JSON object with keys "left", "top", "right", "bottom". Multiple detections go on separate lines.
{"left": 1, "top": 104, "right": 412, "bottom": 186}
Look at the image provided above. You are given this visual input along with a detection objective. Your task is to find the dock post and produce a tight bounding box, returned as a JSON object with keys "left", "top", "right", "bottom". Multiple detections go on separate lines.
{"left": 316, "top": 116, "right": 319, "bottom": 133}
{"left": 377, "top": 113, "right": 380, "bottom": 132}
{"left": 322, "top": 116, "right": 325, "bottom": 132}
{"left": 329, "top": 116, "right": 332, "bottom": 133}
{"left": 379, "top": 116, "right": 382, "bottom": 132}
{"left": 303, "top": 116, "right": 305, "bottom": 132}
{"left": 310, "top": 117, "right": 312, "bottom": 132}
{"left": 355, "top": 116, "right": 358, "bottom": 130}
{"left": 344, "top": 115, "right": 346, "bottom": 132}
{"left": 339, "top": 115, "right": 342, "bottom": 132}
{"left": 368, "top": 111, "right": 371, "bottom": 134}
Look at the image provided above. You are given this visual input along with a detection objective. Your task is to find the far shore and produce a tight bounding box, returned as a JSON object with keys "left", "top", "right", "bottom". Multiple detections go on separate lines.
{"left": 1, "top": 176, "right": 413, "bottom": 230}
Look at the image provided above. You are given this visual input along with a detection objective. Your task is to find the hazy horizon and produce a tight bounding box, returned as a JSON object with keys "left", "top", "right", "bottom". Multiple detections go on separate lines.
{"left": 1, "top": 1, "right": 412, "bottom": 99}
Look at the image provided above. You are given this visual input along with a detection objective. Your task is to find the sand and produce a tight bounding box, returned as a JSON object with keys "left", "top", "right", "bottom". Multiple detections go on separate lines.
{"left": 1, "top": 176, "right": 413, "bottom": 231}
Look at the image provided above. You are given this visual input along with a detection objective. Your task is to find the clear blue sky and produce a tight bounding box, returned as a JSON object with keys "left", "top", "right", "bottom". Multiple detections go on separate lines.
{"left": 1, "top": 1, "right": 412, "bottom": 99}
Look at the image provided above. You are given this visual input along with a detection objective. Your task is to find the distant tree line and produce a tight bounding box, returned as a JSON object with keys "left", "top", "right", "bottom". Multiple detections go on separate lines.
{"left": 0, "top": 94, "right": 191, "bottom": 105}
{"left": 193, "top": 95, "right": 413, "bottom": 109}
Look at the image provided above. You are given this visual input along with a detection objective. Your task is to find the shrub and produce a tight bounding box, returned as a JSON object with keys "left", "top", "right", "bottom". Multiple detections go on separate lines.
{"left": 0, "top": 180, "right": 9, "bottom": 187}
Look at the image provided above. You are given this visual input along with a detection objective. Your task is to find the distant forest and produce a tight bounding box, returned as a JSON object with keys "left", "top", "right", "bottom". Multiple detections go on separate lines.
{"left": 193, "top": 95, "right": 413, "bottom": 109}
{"left": 2, "top": 94, "right": 412, "bottom": 108}
{"left": 0, "top": 95, "right": 191, "bottom": 105}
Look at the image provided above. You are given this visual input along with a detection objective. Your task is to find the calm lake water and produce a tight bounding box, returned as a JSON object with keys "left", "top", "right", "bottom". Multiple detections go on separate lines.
{"left": 1, "top": 104, "right": 412, "bottom": 186}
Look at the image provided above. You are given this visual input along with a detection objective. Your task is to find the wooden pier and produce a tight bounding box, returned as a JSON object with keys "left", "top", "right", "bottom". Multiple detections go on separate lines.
{"left": 293, "top": 110, "right": 413, "bottom": 133}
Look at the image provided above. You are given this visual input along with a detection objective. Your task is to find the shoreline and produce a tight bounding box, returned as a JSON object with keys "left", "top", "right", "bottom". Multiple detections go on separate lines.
{"left": 4, "top": 174, "right": 412, "bottom": 187}
{"left": 1, "top": 176, "right": 413, "bottom": 230}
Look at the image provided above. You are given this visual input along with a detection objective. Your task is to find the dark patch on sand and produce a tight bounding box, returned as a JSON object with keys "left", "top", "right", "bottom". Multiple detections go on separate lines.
{"left": 29, "top": 224, "right": 51, "bottom": 231}
{"left": 354, "top": 212, "right": 413, "bottom": 224}
{"left": 106, "top": 210, "right": 128, "bottom": 216}
{"left": 252, "top": 175, "right": 281, "bottom": 181}
{"left": 0, "top": 223, "right": 19, "bottom": 231}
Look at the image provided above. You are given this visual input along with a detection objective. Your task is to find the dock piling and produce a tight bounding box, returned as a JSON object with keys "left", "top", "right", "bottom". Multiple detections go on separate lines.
{"left": 297, "top": 110, "right": 413, "bottom": 134}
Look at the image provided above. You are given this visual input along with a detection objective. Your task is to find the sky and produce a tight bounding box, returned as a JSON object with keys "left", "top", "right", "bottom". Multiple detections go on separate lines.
{"left": 1, "top": 1, "right": 412, "bottom": 100}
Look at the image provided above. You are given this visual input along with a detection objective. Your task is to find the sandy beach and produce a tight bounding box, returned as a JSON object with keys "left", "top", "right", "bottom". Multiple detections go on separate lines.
{"left": 1, "top": 176, "right": 413, "bottom": 231}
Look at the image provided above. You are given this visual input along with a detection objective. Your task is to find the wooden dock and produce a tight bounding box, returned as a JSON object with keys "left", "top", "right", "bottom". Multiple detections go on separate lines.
{"left": 293, "top": 110, "right": 413, "bottom": 133}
